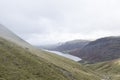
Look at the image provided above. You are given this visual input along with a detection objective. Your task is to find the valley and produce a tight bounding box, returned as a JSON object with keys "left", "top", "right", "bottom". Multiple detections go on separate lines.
{"left": 0, "top": 0, "right": 120, "bottom": 80}
{"left": 40, "top": 36, "right": 120, "bottom": 80}
{"left": 0, "top": 25, "right": 120, "bottom": 80}
{"left": 0, "top": 24, "right": 101, "bottom": 80}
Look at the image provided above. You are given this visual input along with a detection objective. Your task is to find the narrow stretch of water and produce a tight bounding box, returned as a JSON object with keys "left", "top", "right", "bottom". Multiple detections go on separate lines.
{"left": 44, "top": 50, "right": 81, "bottom": 61}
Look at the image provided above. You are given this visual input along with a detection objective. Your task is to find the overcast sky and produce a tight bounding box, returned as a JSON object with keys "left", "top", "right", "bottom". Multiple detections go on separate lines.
{"left": 0, "top": 0, "right": 120, "bottom": 45}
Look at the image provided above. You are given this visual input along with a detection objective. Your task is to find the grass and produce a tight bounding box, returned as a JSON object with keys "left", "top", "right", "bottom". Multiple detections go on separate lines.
{"left": 29, "top": 47, "right": 101, "bottom": 80}
{"left": 0, "top": 37, "right": 101, "bottom": 80}
{"left": 85, "top": 59, "right": 120, "bottom": 80}
{"left": 0, "top": 38, "right": 71, "bottom": 80}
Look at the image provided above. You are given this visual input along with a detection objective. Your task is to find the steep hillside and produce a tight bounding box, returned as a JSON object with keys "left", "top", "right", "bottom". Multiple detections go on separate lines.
{"left": 0, "top": 25, "right": 101, "bottom": 80}
{"left": 70, "top": 36, "right": 120, "bottom": 63}
{"left": 0, "top": 24, "right": 30, "bottom": 47}
{"left": 0, "top": 37, "right": 70, "bottom": 80}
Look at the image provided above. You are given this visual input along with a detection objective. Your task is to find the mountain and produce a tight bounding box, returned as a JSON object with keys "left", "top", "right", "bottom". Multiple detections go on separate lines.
{"left": 55, "top": 40, "right": 90, "bottom": 52}
{"left": 40, "top": 40, "right": 90, "bottom": 53}
{"left": 0, "top": 24, "right": 100, "bottom": 80}
{"left": 70, "top": 36, "right": 120, "bottom": 63}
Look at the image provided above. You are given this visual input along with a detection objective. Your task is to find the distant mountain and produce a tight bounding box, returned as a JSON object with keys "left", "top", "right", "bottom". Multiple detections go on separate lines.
{"left": 55, "top": 40, "right": 90, "bottom": 52}
{"left": 0, "top": 24, "right": 100, "bottom": 80}
{"left": 40, "top": 40, "right": 90, "bottom": 53}
{"left": 38, "top": 43, "right": 62, "bottom": 50}
{"left": 70, "top": 36, "right": 120, "bottom": 63}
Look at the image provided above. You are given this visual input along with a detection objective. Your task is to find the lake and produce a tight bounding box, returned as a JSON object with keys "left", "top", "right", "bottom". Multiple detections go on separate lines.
{"left": 44, "top": 49, "right": 81, "bottom": 61}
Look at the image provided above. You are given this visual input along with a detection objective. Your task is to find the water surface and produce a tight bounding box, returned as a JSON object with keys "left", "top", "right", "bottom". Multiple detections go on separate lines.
{"left": 44, "top": 50, "right": 81, "bottom": 61}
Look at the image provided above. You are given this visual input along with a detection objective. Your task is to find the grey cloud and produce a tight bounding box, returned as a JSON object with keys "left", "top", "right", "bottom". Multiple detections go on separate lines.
{"left": 0, "top": 0, "right": 120, "bottom": 45}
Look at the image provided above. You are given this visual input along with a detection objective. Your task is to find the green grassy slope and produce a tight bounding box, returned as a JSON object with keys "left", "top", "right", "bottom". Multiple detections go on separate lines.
{"left": 85, "top": 59, "right": 120, "bottom": 80}
{"left": 0, "top": 37, "right": 71, "bottom": 80}
{"left": 0, "top": 37, "right": 101, "bottom": 80}
{"left": 33, "top": 50, "right": 100, "bottom": 80}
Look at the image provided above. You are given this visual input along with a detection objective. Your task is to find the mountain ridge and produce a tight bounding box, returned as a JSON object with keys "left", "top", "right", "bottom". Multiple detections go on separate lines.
{"left": 70, "top": 36, "right": 120, "bottom": 63}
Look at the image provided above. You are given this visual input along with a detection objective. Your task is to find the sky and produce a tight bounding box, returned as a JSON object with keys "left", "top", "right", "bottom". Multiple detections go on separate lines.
{"left": 0, "top": 0, "right": 120, "bottom": 45}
